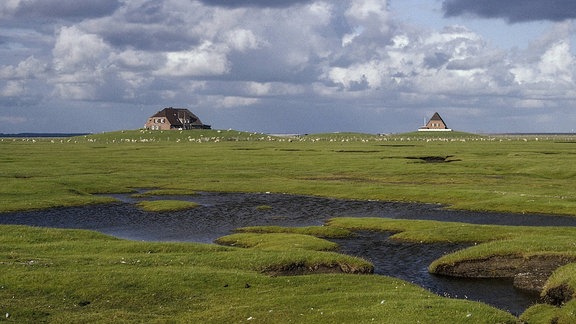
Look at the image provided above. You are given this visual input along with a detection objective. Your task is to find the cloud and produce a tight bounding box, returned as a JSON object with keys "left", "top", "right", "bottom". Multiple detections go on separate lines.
{"left": 52, "top": 26, "right": 110, "bottom": 73}
{"left": 507, "top": 22, "right": 576, "bottom": 91}
{"left": 0, "top": 56, "right": 47, "bottom": 79}
{"left": 222, "top": 29, "right": 260, "bottom": 52}
{"left": 1, "top": 80, "right": 26, "bottom": 96}
{"left": 155, "top": 42, "right": 231, "bottom": 77}
{"left": 198, "top": 0, "right": 313, "bottom": 8}
{"left": 2, "top": 0, "right": 121, "bottom": 19}
{"left": 442, "top": 0, "right": 576, "bottom": 22}
{"left": 1, "top": 0, "right": 576, "bottom": 134}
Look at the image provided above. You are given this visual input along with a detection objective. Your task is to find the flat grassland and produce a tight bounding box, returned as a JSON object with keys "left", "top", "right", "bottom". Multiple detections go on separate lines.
{"left": 1, "top": 130, "right": 576, "bottom": 322}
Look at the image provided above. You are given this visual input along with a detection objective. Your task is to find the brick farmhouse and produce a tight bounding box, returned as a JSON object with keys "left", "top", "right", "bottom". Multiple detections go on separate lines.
{"left": 145, "top": 108, "right": 211, "bottom": 130}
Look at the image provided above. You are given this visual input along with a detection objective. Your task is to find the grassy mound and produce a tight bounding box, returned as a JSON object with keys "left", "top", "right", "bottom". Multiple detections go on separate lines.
{"left": 83, "top": 129, "right": 269, "bottom": 142}
{"left": 389, "top": 131, "right": 484, "bottom": 139}
{"left": 235, "top": 225, "right": 353, "bottom": 238}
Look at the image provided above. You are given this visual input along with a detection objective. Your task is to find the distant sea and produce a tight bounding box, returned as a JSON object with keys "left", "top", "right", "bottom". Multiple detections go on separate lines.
{"left": 0, "top": 133, "right": 91, "bottom": 138}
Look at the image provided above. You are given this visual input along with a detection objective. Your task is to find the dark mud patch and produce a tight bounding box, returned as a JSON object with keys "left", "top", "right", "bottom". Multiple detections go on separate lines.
{"left": 433, "top": 254, "right": 576, "bottom": 293}
{"left": 275, "top": 148, "right": 318, "bottom": 152}
{"left": 261, "top": 262, "right": 373, "bottom": 276}
{"left": 232, "top": 147, "right": 263, "bottom": 151}
{"left": 543, "top": 284, "right": 575, "bottom": 306}
{"left": 405, "top": 155, "right": 460, "bottom": 163}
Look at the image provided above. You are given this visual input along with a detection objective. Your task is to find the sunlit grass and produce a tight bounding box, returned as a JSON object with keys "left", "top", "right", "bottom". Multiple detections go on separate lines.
{"left": 236, "top": 225, "right": 353, "bottom": 238}
{"left": 131, "top": 188, "right": 199, "bottom": 197}
{"left": 0, "top": 225, "right": 518, "bottom": 323}
{"left": 2, "top": 129, "right": 575, "bottom": 214}
{"left": 215, "top": 232, "right": 340, "bottom": 251}
{"left": 136, "top": 200, "right": 200, "bottom": 212}
{"left": 326, "top": 217, "right": 576, "bottom": 262}
{"left": 520, "top": 300, "right": 576, "bottom": 323}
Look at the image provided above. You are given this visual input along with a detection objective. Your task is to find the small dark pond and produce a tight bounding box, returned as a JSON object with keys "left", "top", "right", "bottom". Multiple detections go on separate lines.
{"left": 2, "top": 191, "right": 576, "bottom": 315}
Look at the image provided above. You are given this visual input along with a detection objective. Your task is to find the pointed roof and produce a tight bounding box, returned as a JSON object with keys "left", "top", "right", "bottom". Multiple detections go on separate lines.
{"left": 429, "top": 112, "right": 446, "bottom": 125}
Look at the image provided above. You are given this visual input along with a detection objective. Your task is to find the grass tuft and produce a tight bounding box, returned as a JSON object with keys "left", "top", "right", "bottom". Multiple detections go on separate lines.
{"left": 235, "top": 225, "right": 353, "bottom": 238}
{"left": 136, "top": 200, "right": 200, "bottom": 212}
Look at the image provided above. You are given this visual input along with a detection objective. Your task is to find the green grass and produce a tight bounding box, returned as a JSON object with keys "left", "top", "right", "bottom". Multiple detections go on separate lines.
{"left": 388, "top": 130, "right": 484, "bottom": 139}
{"left": 0, "top": 225, "right": 517, "bottom": 323}
{"left": 2, "top": 129, "right": 575, "bottom": 214}
{"left": 131, "top": 188, "right": 198, "bottom": 197}
{"left": 215, "top": 232, "right": 340, "bottom": 251}
{"left": 519, "top": 300, "right": 576, "bottom": 323}
{"left": 325, "top": 217, "right": 576, "bottom": 265}
{"left": 236, "top": 225, "right": 353, "bottom": 238}
{"left": 2, "top": 129, "right": 576, "bottom": 322}
{"left": 544, "top": 263, "right": 576, "bottom": 295}
{"left": 136, "top": 200, "right": 200, "bottom": 212}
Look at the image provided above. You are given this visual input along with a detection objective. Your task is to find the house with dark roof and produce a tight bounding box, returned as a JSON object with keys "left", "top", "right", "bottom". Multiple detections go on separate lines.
{"left": 418, "top": 112, "right": 452, "bottom": 132}
{"left": 145, "top": 108, "right": 211, "bottom": 130}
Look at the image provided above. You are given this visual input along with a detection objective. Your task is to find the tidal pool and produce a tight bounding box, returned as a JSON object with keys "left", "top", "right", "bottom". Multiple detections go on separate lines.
{"left": 2, "top": 191, "right": 575, "bottom": 315}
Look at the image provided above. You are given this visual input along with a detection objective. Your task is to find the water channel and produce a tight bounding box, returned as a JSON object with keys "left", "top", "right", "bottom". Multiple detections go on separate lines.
{"left": 3, "top": 191, "right": 576, "bottom": 315}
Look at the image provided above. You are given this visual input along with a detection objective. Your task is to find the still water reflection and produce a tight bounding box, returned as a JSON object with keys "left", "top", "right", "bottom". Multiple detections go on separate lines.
{"left": 2, "top": 191, "right": 574, "bottom": 315}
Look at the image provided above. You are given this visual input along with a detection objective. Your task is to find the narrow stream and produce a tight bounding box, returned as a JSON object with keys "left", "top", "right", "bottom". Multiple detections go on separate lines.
{"left": 2, "top": 191, "right": 574, "bottom": 315}
{"left": 329, "top": 231, "right": 538, "bottom": 316}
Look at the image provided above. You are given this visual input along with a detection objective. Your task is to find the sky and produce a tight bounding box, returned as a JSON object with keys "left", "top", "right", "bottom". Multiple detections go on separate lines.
{"left": 1, "top": 0, "right": 576, "bottom": 134}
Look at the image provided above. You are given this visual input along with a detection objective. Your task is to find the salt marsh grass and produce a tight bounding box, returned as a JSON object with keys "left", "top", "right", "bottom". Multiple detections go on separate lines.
{"left": 136, "top": 200, "right": 200, "bottom": 212}
{"left": 2, "top": 130, "right": 576, "bottom": 215}
{"left": 2, "top": 129, "right": 576, "bottom": 322}
{"left": 0, "top": 225, "right": 517, "bottom": 323}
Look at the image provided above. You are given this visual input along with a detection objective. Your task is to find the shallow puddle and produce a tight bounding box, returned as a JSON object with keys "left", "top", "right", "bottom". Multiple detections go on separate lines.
{"left": 2, "top": 191, "right": 574, "bottom": 315}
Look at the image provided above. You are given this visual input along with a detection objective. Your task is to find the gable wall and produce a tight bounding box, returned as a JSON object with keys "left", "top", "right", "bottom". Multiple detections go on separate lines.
{"left": 426, "top": 119, "right": 447, "bottom": 129}
{"left": 145, "top": 117, "right": 173, "bottom": 130}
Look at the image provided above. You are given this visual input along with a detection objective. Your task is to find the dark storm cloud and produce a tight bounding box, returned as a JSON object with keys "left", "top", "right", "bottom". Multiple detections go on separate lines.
{"left": 424, "top": 52, "right": 451, "bottom": 69}
{"left": 442, "top": 0, "right": 576, "bottom": 23}
{"left": 198, "top": 0, "right": 312, "bottom": 8}
{"left": 15, "top": 0, "right": 121, "bottom": 19}
{"left": 124, "top": 1, "right": 165, "bottom": 24}
{"left": 100, "top": 27, "right": 199, "bottom": 52}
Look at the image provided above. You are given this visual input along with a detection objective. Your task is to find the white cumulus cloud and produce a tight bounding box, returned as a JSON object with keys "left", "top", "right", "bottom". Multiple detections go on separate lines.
{"left": 156, "top": 42, "right": 230, "bottom": 77}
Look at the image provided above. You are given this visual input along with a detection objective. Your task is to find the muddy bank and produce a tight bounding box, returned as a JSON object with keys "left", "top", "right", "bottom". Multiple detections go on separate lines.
{"left": 543, "top": 284, "right": 575, "bottom": 306}
{"left": 432, "top": 254, "right": 576, "bottom": 293}
{"left": 261, "top": 262, "right": 373, "bottom": 276}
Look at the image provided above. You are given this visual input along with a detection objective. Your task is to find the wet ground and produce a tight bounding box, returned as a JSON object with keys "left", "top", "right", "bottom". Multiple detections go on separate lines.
{"left": 2, "top": 191, "right": 575, "bottom": 315}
